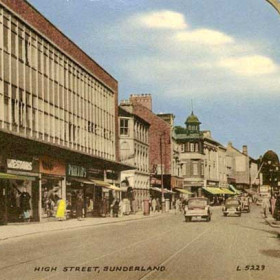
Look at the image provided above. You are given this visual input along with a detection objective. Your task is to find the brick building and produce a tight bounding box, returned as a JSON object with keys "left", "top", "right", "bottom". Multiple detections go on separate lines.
{"left": 120, "top": 94, "right": 183, "bottom": 203}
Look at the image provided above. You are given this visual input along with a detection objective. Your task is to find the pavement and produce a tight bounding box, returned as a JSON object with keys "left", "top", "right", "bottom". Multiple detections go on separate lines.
{"left": 0, "top": 209, "right": 174, "bottom": 241}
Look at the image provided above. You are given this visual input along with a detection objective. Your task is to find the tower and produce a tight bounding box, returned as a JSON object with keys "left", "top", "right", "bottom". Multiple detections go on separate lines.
{"left": 185, "top": 111, "right": 201, "bottom": 135}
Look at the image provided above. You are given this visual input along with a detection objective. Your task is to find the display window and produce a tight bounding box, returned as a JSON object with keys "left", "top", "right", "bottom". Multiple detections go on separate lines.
{"left": 41, "top": 177, "right": 62, "bottom": 218}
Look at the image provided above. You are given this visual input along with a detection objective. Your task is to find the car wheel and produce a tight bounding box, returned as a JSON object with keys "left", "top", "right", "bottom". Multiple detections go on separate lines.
{"left": 238, "top": 213, "right": 241, "bottom": 217}
{"left": 185, "top": 216, "right": 191, "bottom": 222}
{"left": 206, "top": 216, "right": 211, "bottom": 222}
{"left": 223, "top": 213, "right": 228, "bottom": 217}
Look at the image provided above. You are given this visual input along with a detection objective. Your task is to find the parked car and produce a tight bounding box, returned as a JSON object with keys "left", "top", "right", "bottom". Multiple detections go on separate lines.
{"left": 240, "top": 196, "right": 250, "bottom": 212}
{"left": 222, "top": 198, "right": 242, "bottom": 217}
{"left": 184, "top": 197, "right": 211, "bottom": 222}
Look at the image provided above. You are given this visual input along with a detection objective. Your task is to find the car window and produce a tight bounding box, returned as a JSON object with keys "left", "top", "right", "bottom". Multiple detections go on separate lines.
{"left": 225, "top": 200, "right": 239, "bottom": 206}
{"left": 188, "top": 200, "right": 207, "bottom": 208}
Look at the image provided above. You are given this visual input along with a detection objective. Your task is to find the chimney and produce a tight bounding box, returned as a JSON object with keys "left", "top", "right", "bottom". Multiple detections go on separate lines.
{"left": 242, "top": 145, "right": 248, "bottom": 156}
{"left": 129, "top": 94, "right": 152, "bottom": 111}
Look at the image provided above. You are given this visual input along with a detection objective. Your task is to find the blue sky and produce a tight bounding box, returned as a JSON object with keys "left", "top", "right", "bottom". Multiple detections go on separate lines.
{"left": 28, "top": 0, "right": 280, "bottom": 158}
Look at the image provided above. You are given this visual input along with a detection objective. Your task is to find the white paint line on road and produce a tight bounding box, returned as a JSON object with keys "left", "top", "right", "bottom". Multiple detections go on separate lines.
{"left": 138, "top": 226, "right": 212, "bottom": 280}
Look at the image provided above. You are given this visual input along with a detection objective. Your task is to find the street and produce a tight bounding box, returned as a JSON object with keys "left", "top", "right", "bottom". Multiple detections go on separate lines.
{"left": 0, "top": 205, "right": 279, "bottom": 280}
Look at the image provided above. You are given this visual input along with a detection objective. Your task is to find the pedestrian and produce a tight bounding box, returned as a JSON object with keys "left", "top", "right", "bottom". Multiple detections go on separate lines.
{"left": 111, "top": 198, "right": 119, "bottom": 217}
{"left": 19, "top": 187, "right": 31, "bottom": 222}
{"left": 76, "top": 191, "right": 84, "bottom": 221}
{"left": 156, "top": 198, "right": 160, "bottom": 212}
{"left": 262, "top": 195, "right": 270, "bottom": 218}
{"left": 152, "top": 198, "right": 156, "bottom": 213}
{"left": 273, "top": 195, "right": 280, "bottom": 221}
{"left": 175, "top": 199, "right": 181, "bottom": 215}
{"left": 271, "top": 195, "right": 277, "bottom": 217}
{"left": 56, "top": 197, "right": 66, "bottom": 221}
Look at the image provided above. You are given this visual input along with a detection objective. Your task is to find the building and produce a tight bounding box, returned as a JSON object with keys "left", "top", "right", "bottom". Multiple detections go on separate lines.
{"left": 118, "top": 105, "right": 150, "bottom": 212}
{"left": 175, "top": 111, "right": 227, "bottom": 196}
{"left": 121, "top": 94, "right": 183, "bottom": 203}
{"left": 226, "top": 143, "right": 250, "bottom": 190}
{"left": 0, "top": 0, "right": 132, "bottom": 224}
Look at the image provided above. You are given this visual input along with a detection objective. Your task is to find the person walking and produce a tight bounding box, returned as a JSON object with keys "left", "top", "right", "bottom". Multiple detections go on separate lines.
{"left": 262, "top": 195, "right": 270, "bottom": 218}
{"left": 273, "top": 195, "right": 280, "bottom": 221}
{"left": 175, "top": 198, "right": 181, "bottom": 215}
{"left": 56, "top": 197, "right": 66, "bottom": 221}
{"left": 271, "top": 195, "right": 277, "bottom": 217}
{"left": 152, "top": 198, "right": 156, "bottom": 213}
{"left": 76, "top": 191, "right": 84, "bottom": 221}
{"left": 111, "top": 198, "right": 119, "bottom": 217}
{"left": 19, "top": 188, "right": 31, "bottom": 222}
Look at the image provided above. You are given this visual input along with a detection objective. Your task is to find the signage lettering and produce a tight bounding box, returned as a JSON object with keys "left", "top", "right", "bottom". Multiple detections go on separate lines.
{"left": 68, "top": 164, "right": 87, "bottom": 178}
{"left": 7, "top": 159, "right": 32, "bottom": 171}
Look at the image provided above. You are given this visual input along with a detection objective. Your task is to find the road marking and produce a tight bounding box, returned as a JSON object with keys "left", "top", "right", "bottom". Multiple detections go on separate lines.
{"left": 138, "top": 226, "right": 212, "bottom": 280}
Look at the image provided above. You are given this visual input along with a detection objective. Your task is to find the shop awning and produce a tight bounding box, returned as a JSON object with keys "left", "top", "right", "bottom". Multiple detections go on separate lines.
{"left": 229, "top": 185, "right": 241, "bottom": 195}
{"left": 220, "top": 188, "right": 235, "bottom": 195}
{"left": 90, "top": 179, "right": 111, "bottom": 187}
{"left": 174, "top": 188, "right": 193, "bottom": 195}
{"left": 151, "top": 187, "right": 171, "bottom": 194}
{"left": 202, "top": 187, "right": 224, "bottom": 195}
{"left": 90, "top": 180, "right": 121, "bottom": 191}
{"left": 0, "top": 172, "right": 36, "bottom": 181}
{"left": 106, "top": 185, "right": 121, "bottom": 191}
{"left": 70, "top": 178, "right": 94, "bottom": 185}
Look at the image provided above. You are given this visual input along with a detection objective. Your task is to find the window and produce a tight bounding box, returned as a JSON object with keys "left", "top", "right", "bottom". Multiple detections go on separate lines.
{"left": 193, "top": 162, "right": 198, "bottom": 176}
{"left": 190, "top": 143, "right": 194, "bottom": 152}
{"left": 195, "top": 143, "right": 199, "bottom": 152}
{"left": 120, "top": 118, "right": 129, "bottom": 136}
{"left": 201, "top": 163, "right": 204, "bottom": 176}
{"left": 180, "top": 144, "right": 185, "bottom": 152}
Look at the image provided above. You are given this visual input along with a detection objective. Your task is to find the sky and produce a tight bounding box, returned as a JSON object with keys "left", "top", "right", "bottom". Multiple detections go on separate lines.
{"left": 28, "top": 0, "right": 280, "bottom": 158}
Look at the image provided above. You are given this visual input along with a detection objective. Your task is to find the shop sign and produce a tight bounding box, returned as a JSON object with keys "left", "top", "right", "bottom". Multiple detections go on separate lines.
{"left": 67, "top": 164, "right": 87, "bottom": 178}
{"left": 39, "top": 156, "right": 66, "bottom": 176}
{"left": 7, "top": 159, "right": 33, "bottom": 171}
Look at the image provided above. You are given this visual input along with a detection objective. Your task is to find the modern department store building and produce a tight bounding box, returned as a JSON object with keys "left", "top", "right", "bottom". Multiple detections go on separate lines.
{"left": 0, "top": 0, "right": 132, "bottom": 224}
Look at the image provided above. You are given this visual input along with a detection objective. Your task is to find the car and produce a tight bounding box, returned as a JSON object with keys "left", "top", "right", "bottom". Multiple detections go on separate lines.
{"left": 240, "top": 196, "right": 250, "bottom": 212}
{"left": 184, "top": 197, "right": 211, "bottom": 222}
{"left": 222, "top": 198, "right": 242, "bottom": 217}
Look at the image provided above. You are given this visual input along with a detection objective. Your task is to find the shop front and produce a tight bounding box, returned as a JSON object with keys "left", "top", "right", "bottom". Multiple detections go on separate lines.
{"left": 0, "top": 156, "right": 39, "bottom": 224}
{"left": 39, "top": 156, "right": 66, "bottom": 220}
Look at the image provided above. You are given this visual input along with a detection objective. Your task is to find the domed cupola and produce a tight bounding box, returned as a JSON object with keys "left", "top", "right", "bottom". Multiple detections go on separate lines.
{"left": 185, "top": 111, "right": 201, "bottom": 134}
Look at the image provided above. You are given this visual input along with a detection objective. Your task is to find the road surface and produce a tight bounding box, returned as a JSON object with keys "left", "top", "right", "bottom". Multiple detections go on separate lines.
{"left": 0, "top": 205, "right": 279, "bottom": 280}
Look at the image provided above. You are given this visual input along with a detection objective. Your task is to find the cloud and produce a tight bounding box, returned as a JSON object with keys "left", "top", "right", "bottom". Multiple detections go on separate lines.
{"left": 218, "top": 55, "right": 278, "bottom": 76}
{"left": 134, "top": 10, "right": 187, "bottom": 30}
{"left": 90, "top": 10, "right": 280, "bottom": 99}
{"left": 176, "top": 29, "right": 234, "bottom": 46}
